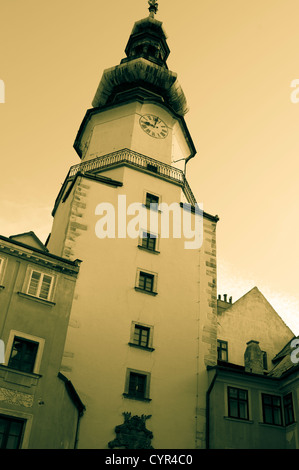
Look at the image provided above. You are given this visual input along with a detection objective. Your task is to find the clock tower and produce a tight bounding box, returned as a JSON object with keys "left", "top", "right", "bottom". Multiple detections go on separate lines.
{"left": 47, "top": 2, "right": 218, "bottom": 449}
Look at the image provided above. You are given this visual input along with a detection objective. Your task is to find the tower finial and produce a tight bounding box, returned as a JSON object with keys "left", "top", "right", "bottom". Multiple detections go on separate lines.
{"left": 148, "top": 0, "right": 158, "bottom": 17}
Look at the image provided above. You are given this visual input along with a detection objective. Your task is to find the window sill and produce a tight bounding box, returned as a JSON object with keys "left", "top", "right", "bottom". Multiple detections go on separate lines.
{"left": 134, "top": 287, "right": 157, "bottom": 296}
{"left": 258, "top": 422, "right": 284, "bottom": 428}
{"left": 142, "top": 204, "right": 161, "bottom": 213}
{"left": 18, "top": 292, "right": 56, "bottom": 306}
{"left": 224, "top": 416, "right": 253, "bottom": 424}
{"left": 128, "top": 342, "right": 155, "bottom": 352}
{"left": 123, "top": 393, "right": 151, "bottom": 402}
{"left": 137, "top": 246, "right": 160, "bottom": 255}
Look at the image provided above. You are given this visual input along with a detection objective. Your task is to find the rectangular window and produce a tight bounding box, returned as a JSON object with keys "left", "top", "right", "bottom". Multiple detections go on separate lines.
{"left": 284, "top": 393, "right": 295, "bottom": 426}
{"left": 133, "top": 324, "right": 150, "bottom": 348}
{"left": 228, "top": 386, "right": 249, "bottom": 420}
{"left": 123, "top": 369, "right": 151, "bottom": 401}
{"left": 141, "top": 232, "right": 157, "bottom": 252}
{"left": 145, "top": 192, "right": 159, "bottom": 210}
{"left": 27, "top": 270, "right": 54, "bottom": 301}
{"left": 0, "top": 415, "right": 25, "bottom": 449}
{"left": 217, "top": 340, "right": 228, "bottom": 362}
{"left": 139, "top": 271, "right": 154, "bottom": 293}
{"left": 262, "top": 393, "right": 283, "bottom": 426}
{"left": 8, "top": 337, "right": 39, "bottom": 373}
{"left": 128, "top": 372, "right": 147, "bottom": 399}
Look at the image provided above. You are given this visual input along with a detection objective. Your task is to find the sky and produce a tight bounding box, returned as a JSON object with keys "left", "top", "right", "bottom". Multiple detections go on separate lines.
{"left": 0, "top": 0, "right": 298, "bottom": 333}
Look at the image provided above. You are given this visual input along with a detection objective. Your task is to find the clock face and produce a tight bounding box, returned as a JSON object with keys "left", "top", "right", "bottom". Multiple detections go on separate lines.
{"left": 139, "top": 114, "right": 168, "bottom": 139}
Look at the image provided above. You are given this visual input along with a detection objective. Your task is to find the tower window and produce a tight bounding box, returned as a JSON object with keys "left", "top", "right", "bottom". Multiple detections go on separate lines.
{"left": 123, "top": 369, "right": 151, "bottom": 401}
{"left": 0, "top": 415, "right": 25, "bottom": 449}
{"left": 129, "top": 322, "right": 154, "bottom": 351}
{"left": 135, "top": 269, "right": 158, "bottom": 295}
{"left": 139, "top": 271, "right": 154, "bottom": 292}
{"left": 133, "top": 325, "right": 150, "bottom": 348}
{"left": 8, "top": 337, "right": 39, "bottom": 373}
{"left": 141, "top": 232, "right": 157, "bottom": 252}
{"left": 145, "top": 192, "right": 159, "bottom": 211}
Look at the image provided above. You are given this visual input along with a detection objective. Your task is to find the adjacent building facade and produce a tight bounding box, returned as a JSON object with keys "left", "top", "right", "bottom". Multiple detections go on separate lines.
{"left": 207, "top": 289, "right": 299, "bottom": 449}
{"left": 0, "top": 232, "right": 84, "bottom": 449}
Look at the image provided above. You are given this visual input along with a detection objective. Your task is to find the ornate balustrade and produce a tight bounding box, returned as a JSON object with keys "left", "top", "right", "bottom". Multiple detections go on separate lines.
{"left": 69, "top": 149, "right": 197, "bottom": 206}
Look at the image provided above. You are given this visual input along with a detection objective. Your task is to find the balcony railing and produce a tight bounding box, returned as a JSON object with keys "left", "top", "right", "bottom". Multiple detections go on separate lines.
{"left": 69, "top": 148, "right": 197, "bottom": 206}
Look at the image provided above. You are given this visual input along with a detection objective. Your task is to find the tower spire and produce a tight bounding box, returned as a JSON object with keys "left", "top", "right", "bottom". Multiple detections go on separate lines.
{"left": 148, "top": 0, "right": 158, "bottom": 17}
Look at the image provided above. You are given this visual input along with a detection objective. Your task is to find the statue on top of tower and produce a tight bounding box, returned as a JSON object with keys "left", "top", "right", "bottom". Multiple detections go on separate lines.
{"left": 148, "top": 0, "right": 158, "bottom": 16}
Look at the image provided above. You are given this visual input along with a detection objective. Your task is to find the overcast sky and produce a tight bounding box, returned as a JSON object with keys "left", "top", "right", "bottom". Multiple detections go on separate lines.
{"left": 0, "top": 0, "right": 298, "bottom": 333}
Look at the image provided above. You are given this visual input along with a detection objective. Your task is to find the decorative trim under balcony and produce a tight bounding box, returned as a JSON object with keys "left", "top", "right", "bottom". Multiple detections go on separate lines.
{"left": 69, "top": 148, "right": 197, "bottom": 206}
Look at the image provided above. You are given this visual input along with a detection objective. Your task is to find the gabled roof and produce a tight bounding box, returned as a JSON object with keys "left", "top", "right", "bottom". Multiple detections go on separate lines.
{"left": 218, "top": 286, "right": 294, "bottom": 336}
{"left": 268, "top": 336, "right": 299, "bottom": 378}
{"left": 9, "top": 231, "right": 48, "bottom": 252}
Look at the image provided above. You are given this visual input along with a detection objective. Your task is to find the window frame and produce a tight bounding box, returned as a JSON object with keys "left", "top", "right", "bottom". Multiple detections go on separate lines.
{"left": 26, "top": 269, "right": 55, "bottom": 301}
{"left": 217, "top": 340, "right": 228, "bottom": 362}
{"left": 135, "top": 268, "right": 158, "bottom": 295}
{"left": 8, "top": 336, "right": 39, "bottom": 374}
{"left": 139, "top": 230, "right": 159, "bottom": 253}
{"left": 145, "top": 192, "right": 160, "bottom": 211}
{"left": 261, "top": 393, "right": 283, "bottom": 426}
{"left": 0, "top": 414, "right": 26, "bottom": 449}
{"left": 129, "top": 322, "right": 154, "bottom": 351}
{"left": 283, "top": 393, "right": 295, "bottom": 426}
{"left": 4, "top": 330, "right": 45, "bottom": 375}
{"left": 227, "top": 386, "right": 249, "bottom": 421}
{"left": 123, "top": 368, "right": 151, "bottom": 402}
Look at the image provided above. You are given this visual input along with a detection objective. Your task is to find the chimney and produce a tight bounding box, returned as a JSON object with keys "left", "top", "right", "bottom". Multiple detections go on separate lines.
{"left": 244, "top": 340, "right": 263, "bottom": 374}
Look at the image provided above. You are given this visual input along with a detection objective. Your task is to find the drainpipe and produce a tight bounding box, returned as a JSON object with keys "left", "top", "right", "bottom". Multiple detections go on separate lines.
{"left": 206, "top": 369, "right": 217, "bottom": 450}
{"left": 74, "top": 409, "right": 84, "bottom": 449}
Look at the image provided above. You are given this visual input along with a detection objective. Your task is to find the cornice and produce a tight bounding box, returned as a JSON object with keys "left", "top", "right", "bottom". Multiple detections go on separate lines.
{"left": 0, "top": 237, "right": 81, "bottom": 276}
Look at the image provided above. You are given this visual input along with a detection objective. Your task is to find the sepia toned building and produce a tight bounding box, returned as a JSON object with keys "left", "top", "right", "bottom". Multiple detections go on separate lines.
{"left": 46, "top": 4, "right": 219, "bottom": 449}
{"left": 0, "top": 3, "right": 298, "bottom": 449}
{"left": 0, "top": 232, "right": 84, "bottom": 448}
{"left": 207, "top": 290, "right": 299, "bottom": 449}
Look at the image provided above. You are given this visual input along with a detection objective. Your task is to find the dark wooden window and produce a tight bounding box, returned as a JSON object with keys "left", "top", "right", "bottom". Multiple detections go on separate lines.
{"left": 8, "top": 337, "right": 38, "bottom": 373}
{"left": 133, "top": 325, "right": 150, "bottom": 348}
{"left": 145, "top": 193, "right": 159, "bottom": 210}
{"left": 228, "top": 387, "right": 249, "bottom": 420}
{"left": 0, "top": 415, "right": 25, "bottom": 449}
{"left": 128, "top": 372, "right": 147, "bottom": 399}
{"left": 284, "top": 393, "right": 295, "bottom": 426}
{"left": 141, "top": 232, "right": 157, "bottom": 251}
{"left": 139, "top": 271, "right": 154, "bottom": 293}
{"left": 262, "top": 394, "right": 283, "bottom": 426}
{"left": 217, "top": 340, "right": 228, "bottom": 361}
